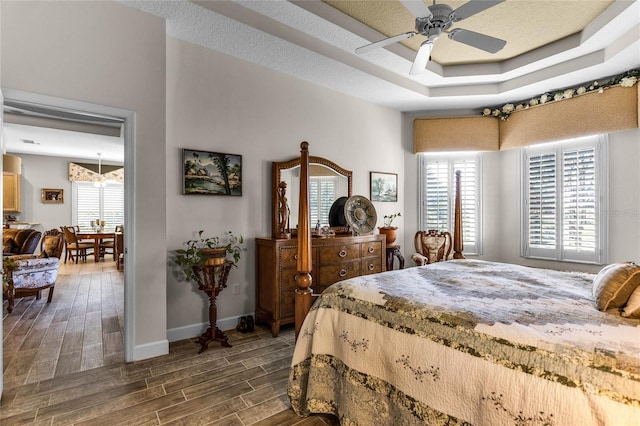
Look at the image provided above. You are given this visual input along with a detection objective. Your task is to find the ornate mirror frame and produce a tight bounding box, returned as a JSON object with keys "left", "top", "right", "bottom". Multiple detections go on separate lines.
{"left": 271, "top": 156, "right": 352, "bottom": 237}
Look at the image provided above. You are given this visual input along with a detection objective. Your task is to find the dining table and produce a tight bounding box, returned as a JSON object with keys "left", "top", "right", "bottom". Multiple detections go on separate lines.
{"left": 76, "top": 231, "right": 116, "bottom": 262}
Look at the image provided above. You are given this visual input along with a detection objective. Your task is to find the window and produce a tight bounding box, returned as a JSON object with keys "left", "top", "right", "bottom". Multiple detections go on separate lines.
{"left": 309, "top": 176, "right": 336, "bottom": 226}
{"left": 419, "top": 153, "right": 481, "bottom": 255}
{"left": 522, "top": 135, "right": 607, "bottom": 264}
{"left": 73, "top": 181, "right": 124, "bottom": 231}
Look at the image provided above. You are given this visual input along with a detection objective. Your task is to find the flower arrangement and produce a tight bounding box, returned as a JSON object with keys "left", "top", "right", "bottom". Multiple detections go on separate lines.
{"left": 382, "top": 212, "right": 401, "bottom": 228}
{"left": 174, "top": 230, "right": 246, "bottom": 282}
{"left": 482, "top": 68, "right": 639, "bottom": 121}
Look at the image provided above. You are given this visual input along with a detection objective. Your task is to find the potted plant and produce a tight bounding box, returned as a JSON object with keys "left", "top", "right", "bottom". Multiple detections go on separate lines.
{"left": 378, "top": 212, "right": 401, "bottom": 245}
{"left": 174, "top": 230, "right": 246, "bottom": 282}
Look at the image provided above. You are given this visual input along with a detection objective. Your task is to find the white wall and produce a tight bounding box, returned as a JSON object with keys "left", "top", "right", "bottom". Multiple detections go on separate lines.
{"left": 1, "top": 1, "right": 167, "bottom": 360}
{"left": 165, "top": 37, "right": 403, "bottom": 338}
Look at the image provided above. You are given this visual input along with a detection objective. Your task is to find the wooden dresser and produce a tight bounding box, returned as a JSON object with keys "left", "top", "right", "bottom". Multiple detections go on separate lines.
{"left": 256, "top": 234, "right": 386, "bottom": 337}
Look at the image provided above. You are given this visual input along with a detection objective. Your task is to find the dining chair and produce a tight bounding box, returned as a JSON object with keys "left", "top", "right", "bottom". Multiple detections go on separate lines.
{"left": 115, "top": 232, "right": 124, "bottom": 270}
{"left": 61, "top": 226, "right": 94, "bottom": 264}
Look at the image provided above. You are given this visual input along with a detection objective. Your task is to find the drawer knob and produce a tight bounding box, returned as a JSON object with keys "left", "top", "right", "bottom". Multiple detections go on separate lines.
{"left": 339, "top": 269, "right": 347, "bottom": 277}
{"left": 294, "top": 254, "right": 298, "bottom": 260}
{"left": 338, "top": 249, "right": 347, "bottom": 258}
{"left": 368, "top": 264, "right": 374, "bottom": 271}
{"left": 368, "top": 247, "right": 374, "bottom": 254}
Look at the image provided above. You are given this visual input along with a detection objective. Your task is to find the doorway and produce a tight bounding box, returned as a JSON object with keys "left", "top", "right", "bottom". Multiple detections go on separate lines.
{"left": 1, "top": 90, "right": 135, "bottom": 393}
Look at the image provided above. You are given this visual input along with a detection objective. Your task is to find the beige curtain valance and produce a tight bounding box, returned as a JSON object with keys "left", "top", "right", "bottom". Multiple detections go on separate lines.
{"left": 69, "top": 162, "right": 124, "bottom": 183}
{"left": 414, "top": 85, "right": 639, "bottom": 153}
{"left": 414, "top": 116, "right": 499, "bottom": 153}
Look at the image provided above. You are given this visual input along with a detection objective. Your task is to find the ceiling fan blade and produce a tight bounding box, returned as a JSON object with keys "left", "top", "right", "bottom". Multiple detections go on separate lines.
{"left": 409, "top": 40, "right": 432, "bottom": 75}
{"left": 399, "top": 0, "right": 433, "bottom": 19}
{"left": 355, "top": 32, "right": 416, "bottom": 54}
{"left": 451, "top": 0, "right": 504, "bottom": 21}
{"left": 448, "top": 28, "right": 506, "bottom": 53}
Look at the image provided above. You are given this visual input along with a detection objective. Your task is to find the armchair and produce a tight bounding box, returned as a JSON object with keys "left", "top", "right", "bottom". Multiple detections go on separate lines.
{"left": 2, "top": 229, "right": 64, "bottom": 313}
{"left": 3, "top": 256, "right": 60, "bottom": 313}
{"left": 411, "top": 230, "right": 453, "bottom": 266}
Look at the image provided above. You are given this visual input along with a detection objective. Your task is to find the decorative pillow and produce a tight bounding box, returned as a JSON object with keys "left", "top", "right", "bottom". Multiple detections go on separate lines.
{"left": 622, "top": 286, "right": 640, "bottom": 318}
{"left": 41, "top": 236, "right": 61, "bottom": 258}
{"left": 592, "top": 262, "right": 640, "bottom": 312}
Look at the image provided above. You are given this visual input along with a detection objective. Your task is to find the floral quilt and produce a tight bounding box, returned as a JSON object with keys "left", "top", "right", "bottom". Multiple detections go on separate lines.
{"left": 288, "top": 260, "right": 640, "bottom": 425}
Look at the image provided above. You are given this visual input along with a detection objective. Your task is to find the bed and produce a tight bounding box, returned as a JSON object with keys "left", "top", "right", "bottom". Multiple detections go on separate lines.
{"left": 287, "top": 142, "right": 640, "bottom": 424}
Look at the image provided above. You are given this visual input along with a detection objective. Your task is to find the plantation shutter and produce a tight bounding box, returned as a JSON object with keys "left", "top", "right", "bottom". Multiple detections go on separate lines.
{"left": 453, "top": 160, "right": 478, "bottom": 250}
{"left": 562, "top": 146, "right": 597, "bottom": 257}
{"left": 103, "top": 183, "right": 125, "bottom": 230}
{"left": 423, "top": 161, "right": 449, "bottom": 232}
{"left": 73, "top": 181, "right": 124, "bottom": 231}
{"left": 522, "top": 135, "right": 605, "bottom": 264}
{"left": 309, "top": 177, "right": 336, "bottom": 226}
{"left": 527, "top": 152, "right": 557, "bottom": 253}
{"left": 421, "top": 154, "right": 481, "bottom": 255}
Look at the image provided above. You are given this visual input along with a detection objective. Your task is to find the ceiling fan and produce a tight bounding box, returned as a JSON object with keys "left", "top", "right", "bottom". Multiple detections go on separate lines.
{"left": 355, "top": 0, "right": 507, "bottom": 75}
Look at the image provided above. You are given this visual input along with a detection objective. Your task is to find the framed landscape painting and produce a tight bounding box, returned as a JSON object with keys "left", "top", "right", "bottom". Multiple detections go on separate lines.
{"left": 182, "top": 149, "right": 242, "bottom": 196}
{"left": 370, "top": 171, "right": 397, "bottom": 202}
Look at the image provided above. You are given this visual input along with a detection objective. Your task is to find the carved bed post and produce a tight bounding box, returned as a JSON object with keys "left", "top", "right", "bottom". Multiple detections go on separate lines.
{"left": 295, "top": 142, "right": 313, "bottom": 338}
{"left": 453, "top": 170, "right": 464, "bottom": 259}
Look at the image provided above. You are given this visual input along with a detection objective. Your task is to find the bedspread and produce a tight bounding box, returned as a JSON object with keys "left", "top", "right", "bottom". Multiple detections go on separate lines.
{"left": 288, "top": 259, "right": 640, "bottom": 425}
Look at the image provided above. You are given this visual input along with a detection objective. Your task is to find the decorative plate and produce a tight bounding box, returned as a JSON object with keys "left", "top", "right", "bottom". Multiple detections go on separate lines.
{"left": 344, "top": 195, "right": 377, "bottom": 235}
{"left": 329, "top": 196, "right": 348, "bottom": 227}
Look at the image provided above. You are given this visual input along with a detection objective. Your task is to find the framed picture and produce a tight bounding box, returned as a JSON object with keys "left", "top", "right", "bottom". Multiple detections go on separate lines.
{"left": 370, "top": 171, "right": 398, "bottom": 202}
{"left": 182, "top": 149, "right": 242, "bottom": 196}
{"left": 42, "top": 188, "right": 64, "bottom": 204}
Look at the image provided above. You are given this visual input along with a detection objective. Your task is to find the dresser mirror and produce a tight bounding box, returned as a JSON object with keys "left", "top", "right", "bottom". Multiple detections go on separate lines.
{"left": 272, "top": 156, "right": 352, "bottom": 237}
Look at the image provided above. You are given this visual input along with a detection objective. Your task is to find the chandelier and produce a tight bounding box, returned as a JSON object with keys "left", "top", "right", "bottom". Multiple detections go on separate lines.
{"left": 94, "top": 152, "right": 107, "bottom": 187}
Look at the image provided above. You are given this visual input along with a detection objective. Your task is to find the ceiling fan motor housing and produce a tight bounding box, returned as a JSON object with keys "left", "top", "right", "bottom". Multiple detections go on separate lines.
{"left": 415, "top": 4, "right": 454, "bottom": 35}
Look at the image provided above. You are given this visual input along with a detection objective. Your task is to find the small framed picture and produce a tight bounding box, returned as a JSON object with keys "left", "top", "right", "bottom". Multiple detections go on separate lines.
{"left": 370, "top": 172, "right": 398, "bottom": 202}
{"left": 42, "top": 188, "right": 64, "bottom": 204}
{"left": 182, "top": 149, "right": 242, "bottom": 196}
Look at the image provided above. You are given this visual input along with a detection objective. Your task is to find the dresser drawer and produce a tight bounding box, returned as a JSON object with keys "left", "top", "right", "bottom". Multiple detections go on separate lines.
{"left": 362, "top": 257, "right": 382, "bottom": 275}
{"left": 279, "top": 247, "right": 298, "bottom": 267}
{"left": 362, "top": 241, "right": 383, "bottom": 258}
{"left": 318, "top": 261, "right": 360, "bottom": 285}
{"left": 318, "top": 243, "right": 360, "bottom": 264}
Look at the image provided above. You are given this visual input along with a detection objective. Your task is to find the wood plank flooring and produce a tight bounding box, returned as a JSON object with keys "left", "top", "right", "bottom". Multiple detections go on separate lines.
{"left": 2, "top": 261, "right": 339, "bottom": 425}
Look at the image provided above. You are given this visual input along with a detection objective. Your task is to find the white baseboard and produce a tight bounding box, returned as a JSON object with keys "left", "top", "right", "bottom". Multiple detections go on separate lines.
{"left": 133, "top": 339, "right": 169, "bottom": 361}
{"left": 166, "top": 314, "right": 252, "bottom": 343}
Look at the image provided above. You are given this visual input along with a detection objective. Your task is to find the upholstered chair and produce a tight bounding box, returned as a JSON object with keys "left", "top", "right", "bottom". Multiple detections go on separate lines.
{"left": 412, "top": 230, "right": 453, "bottom": 266}
{"left": 3, "top": 255, "right": 60, "bottom": 313}
{"left": 2, "top": 229, "right": 42, "bottom": 256}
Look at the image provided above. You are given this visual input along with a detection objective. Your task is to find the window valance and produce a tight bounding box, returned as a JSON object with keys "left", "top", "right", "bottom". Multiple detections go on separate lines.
{"left": 68, "top": 162, "right": 124, "bottom": 183}
{"left": 414, "top": 84, "right": 639, "bottom": 153}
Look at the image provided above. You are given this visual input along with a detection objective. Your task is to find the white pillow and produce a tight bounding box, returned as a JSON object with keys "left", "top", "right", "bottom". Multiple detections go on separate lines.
{"left": 622, "top": 286, "right": 640, "bottom": 318}
{"left": 592, "top": 262, "right": 640, "bottom": 312}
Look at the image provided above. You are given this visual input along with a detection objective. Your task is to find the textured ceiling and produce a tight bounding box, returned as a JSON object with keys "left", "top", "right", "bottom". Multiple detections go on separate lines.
{"left": 325, "top": 0, "right": 614, "bottom": 65}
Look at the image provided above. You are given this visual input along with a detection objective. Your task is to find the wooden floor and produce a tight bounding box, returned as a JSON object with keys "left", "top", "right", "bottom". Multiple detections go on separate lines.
{"left": 2, "top": 260, "right": 338, "bottom": 425}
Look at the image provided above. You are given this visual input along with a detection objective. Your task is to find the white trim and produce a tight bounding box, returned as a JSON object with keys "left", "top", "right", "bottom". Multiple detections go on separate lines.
{"left": 133, "top": 339, "right": 169, "bottom": 362}
{"left": 166, "top": 315, "right": 250, "bottom": 343}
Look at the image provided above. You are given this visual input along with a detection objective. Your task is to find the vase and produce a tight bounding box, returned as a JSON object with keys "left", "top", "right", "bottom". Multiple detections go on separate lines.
{"left": 378, "top": 227, "right": 397, "bottom": 245}
{"left": 201, "top": 248, "right": 227, "bottom": 266}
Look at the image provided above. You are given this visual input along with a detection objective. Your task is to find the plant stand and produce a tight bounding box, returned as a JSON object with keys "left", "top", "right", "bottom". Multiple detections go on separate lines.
{"left": 192, "top": 261, "right": 233, "bottom": 353}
